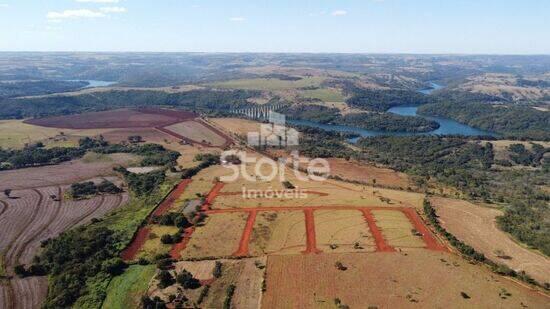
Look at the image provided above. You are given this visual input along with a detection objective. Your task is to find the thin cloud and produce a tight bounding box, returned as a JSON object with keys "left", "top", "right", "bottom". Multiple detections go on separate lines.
{"left": 331, "top": 10, "right": 347, "bottom": 16}
{"left": 100, "top": 6, "right": 127, "bottom": 13}
{"left": 0, "top": 3, "right": 9, "bottom": 8}
{"left": 229, "top": 17, "right": 246, "bottom": 22}
{"left": 47, "top": 9, "right": 106, "bottom": 20}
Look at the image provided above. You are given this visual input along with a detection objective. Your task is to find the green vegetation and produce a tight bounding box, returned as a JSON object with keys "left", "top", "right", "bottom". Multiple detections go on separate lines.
{"left": 300, "top": 88, "right": 345, "bottom": 102}
{"left": 424, "top": 199, "right": 542, "bottom": 287}
{"left": 0, "top": 89, "right": 258, "bottom": 119}
{"left": 0, "top": 80, "right": 88, "bottom": 98}
{"left": 418, "top": 102, "right": 550, "bottom": 139}
{"left": 223, "top": 284, "right": 236, "bottom": 309}
{"left": 69, "top": 180, "right": 122, "bottom": 199}
{"left": 210, "top": 76, "right": 325, "bottom": 91}
{"left": 507, "top": 143, "right": 548, "bottom": 166}
{"left": 356, "top": 135, "right": 549, "bottom": 256}
{"left": 0, "top": 144, "right": 86, "bottom": 170}
{"left": 102, "top": 265, "right": 157, "bottom": 309}
{"left": 346, "top": 88, "right": 434, "bottom": 112}
{"left": 336, "top": 112, "right": 439, "bottom": 133}
{"left": 281, "top": 104, "right": 439, "bottom": 132}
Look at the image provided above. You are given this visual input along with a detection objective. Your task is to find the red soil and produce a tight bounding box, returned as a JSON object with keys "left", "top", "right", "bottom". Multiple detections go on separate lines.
{"left": 150, "top": 179, "right": 192, "bottom": 219}
{"left": 361, "top": 209, "right": 395, "bottom": 252}
{"left": 217, "top": 190, "right": 328, "bottom": 197}
{"left": 233, "top": 210, "right": 258, "bottom": 257}
{"left": 25, "top": 108, "right": 196, "bottom": 129}
{"left": 121, "top": 179, "right": 192, "bottom": 261}
{"left": 303, "top": 209, "right": 322, "bottom": 254}
{"left": 120, "top": 227, "right": 151, "bottom": 261}
{"left": 201, "top": 182, "right": 225, "bottom": 211}
{"left": 401, "top": 208, "right": 448, "bottom": 252}
{"left": 169, "top": 227, "right": 195, "bottom": 259}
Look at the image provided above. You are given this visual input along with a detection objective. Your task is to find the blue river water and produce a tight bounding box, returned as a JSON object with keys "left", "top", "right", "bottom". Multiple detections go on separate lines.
{"left": 288, "top": 82, "right": 496, "bottom": 142}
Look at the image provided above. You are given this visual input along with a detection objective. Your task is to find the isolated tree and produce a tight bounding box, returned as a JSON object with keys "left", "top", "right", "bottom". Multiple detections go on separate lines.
{"left": 4, "top": 189, "right": 11, "bottom": 198}
{"left": 157, "top": 270, "right": 175, "bottom": 289}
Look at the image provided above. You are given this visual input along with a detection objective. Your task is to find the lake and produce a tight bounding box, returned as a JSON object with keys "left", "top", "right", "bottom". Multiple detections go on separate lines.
{"left": 288, "top": 82, "right": 496, "bottom": 141}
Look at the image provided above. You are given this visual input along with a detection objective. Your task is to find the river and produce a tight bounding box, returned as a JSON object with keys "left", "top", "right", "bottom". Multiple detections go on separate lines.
{"left": 288, "top": 82, "right": 496, "bottom": 141}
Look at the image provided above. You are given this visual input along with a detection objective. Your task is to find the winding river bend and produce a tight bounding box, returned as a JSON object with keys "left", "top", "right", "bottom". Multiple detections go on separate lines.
{"left": 289, "top": 82, "right": 496, "bottom": 141}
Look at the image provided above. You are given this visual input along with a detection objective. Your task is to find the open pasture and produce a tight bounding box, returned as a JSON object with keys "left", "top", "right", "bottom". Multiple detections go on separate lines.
{"left": 262, "top": 251, "right": 549, "bottom": 309}
{"left": 210, "top": 76, "right": 326, "bottom": 91}
{"left": 431, "top": 196, "right": 550, "bottom": 284}
{"left": 165, "top": 120, "right": 228, "bottom": 147}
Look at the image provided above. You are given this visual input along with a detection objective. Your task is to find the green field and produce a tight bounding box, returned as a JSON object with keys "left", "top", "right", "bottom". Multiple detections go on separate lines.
{"left": 210, "top": 76, "right": 326, "bottom": 91}
{"left": 300, "top": 88, "right": 345, "bottom": 102}
{"left": 102, "top": 265, "right": 156, "bottom": 309}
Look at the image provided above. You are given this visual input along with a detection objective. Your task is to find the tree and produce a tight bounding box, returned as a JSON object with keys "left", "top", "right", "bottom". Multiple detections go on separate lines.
{"left": 4, "top": 189, "right": 11, "bottom": 198}
{"left": 213, "top": 261, "right": 223, "bottom": 278}
{"left": 157, "top": 270, "right": 175, "bottom": 289}
{"left": 176, "top": 269, "right": 201, "bottom": 289}
{"left": 160, "top": 234, "right": 174, "bottom": 244}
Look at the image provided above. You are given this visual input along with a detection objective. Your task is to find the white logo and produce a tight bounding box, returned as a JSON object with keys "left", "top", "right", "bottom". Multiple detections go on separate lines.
{"left": 247, "top": 111, "right": 299, "bottom": 148}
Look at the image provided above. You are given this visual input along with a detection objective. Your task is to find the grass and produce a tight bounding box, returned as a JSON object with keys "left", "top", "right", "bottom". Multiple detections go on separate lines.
{"left": 300, "top": 88, "right": 345, "bottom": 102}
{"left": 73, "top": 177, "right": 179, "bottom": 308}
{"left": 137, "top": 225, "right": 179, "bottom": 259}
{"left": 0, "top": 120, "right": 62, "bottom": 149}
{"left": 210, "top": 77, "right": 325, "bottom": 91}
{"left": 101, "top": 265, "right": 157, "bottom": 309}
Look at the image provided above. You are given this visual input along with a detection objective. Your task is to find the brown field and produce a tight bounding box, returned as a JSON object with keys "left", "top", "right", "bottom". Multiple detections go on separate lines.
{"left": 24, "top": 108, "right": 196, "bottom": 129}
{"left": 262, "top": 251, "right": 549, "bottom": 308}
{"left": 314, "top": 210, "right": 375, "bottom": 253}
{"left": 165, "top": 121, "right": 227, "bottom": 146}
{"left": 180, "top": 212, "right": 248, "bottom": 258}
{"left": 149, "top": 257, "right": 266, "bottom": 308}
{"left": 324, "top": 158, "right": 411, "bottom": 189}
{"left": 0, "top": 119, "right": 116, "bottom": 149}
{"left": 372, "top": 209, "right": 426, "bottom": 249}
{"left": 0, "top": 152, "right": 138, "bottom": 190}
{"left": 0, "top": 182, "right": 129, "bottom": 309}
{"left": 249, "top": 211, "right": 307, "bottom": 256}
{"left": 431, "top": 197, "right": 550, "bottom": 284}
{"left": 210, "top": 117, "right": 262, "bottom": 138}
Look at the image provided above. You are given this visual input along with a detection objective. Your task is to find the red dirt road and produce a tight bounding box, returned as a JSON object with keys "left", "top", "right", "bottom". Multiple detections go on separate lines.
{"left": 401, "top": 208, "right": 448, "bottom": 252}
{"left": 121, "top": 179, "right": 192, "bottom": 261}
{"left": 150, "top": 179, "right": 192, "bottom": 219}
{"left": 169, "top": 227, "right": 195, "bottom": 259}
{"left": 202, "top": 182, "right": 225, "bottom": 211}
{"left": 303, "top": 209, "right": 322, "bottom": 254}
{"left": 361, "top": 209, "right": 395, "bottom": 252}
{"left": 233, "top": 210, "right": 258, "bottom": 256}
{"left": 120, "top": 227, "right": 151, "bottom": 260}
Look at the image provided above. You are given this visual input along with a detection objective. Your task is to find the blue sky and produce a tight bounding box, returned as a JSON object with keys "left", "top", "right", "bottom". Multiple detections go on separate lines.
{"left": 0, "top": 0, "right": 549, "bottom": 54}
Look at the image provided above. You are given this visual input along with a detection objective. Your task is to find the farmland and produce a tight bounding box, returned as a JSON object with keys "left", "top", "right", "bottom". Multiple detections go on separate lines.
{"left": 0, "top": 180, "right": 129, "bottom": 309}
{"left": 431, "top": 196, "right": 550, "bottom": 284}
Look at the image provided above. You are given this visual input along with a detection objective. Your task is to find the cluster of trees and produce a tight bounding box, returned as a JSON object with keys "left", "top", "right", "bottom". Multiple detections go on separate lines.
{"left": 69, "top": 180, "right": 122, "bottom": 199}
{"left": 280, "top": 104, "right": 439, "bottom": 133}
{"left": 507, "top": 143, "right": 548, "bottom": 166}
{"left": 424, "top": 199, "right": 542, "bottom": 287}
{"left": 35, "top": 225, "right": 127, "bottom": 308}
{"left": 294, "top": 126, "right": 358, "bottom": 159}
{"left": 346, "top": 88, "right": 434, "bottom": 112}
{"left": 336, "top": 112, "right": 439, "bottom": 133}
{"left": 0, "top": 80, "right": 88, "bottom": 99}
{"left": 181, "top": 153, "right": 220, "bottom": 179}
{"left": 417, "top": 101, "right": 550, "bottom": 140}
{"left": 115, "top": 168, "right": 166, "bottom": 196}
{"left": 356, "top": 135, "right": 549, "bottom": 257}
{"left": 0, "top": 89, "right": 259, "bottom": 119}
{"left": 0, "top": 144, "right": 86, "bottom": 170}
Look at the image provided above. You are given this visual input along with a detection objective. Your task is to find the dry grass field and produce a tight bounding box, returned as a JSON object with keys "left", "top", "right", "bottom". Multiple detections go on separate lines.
{"left": 210, "top": 77, "right": 326, "bottom": 91}
{"left": 0, "top": 119, "right": 113, "bottom": 149}
{"left": 372, "top": 209, "right": 426, "bottom": 249}
{"left": 135, "top": 225, "right": 179, "bottom": 259}
{"left": 165, "top": 121, "right": 227, "bottom": 146}
{"left": 325, "top": 158, "right": 412, "bottom": 189}
{"left": 262, "top": 251, "right": 549, "bottom": 308}
{"left": 314, "top": 210, "right": 375, "bottom": 253}
{"left": 249, "top": 211, "right": 307, "bottom": 256}
{"left": 181, "top": 212, "right": 248, "bottom": 258}
{"left": 210, "top": 117, "right": 263, "bottom": 138}
{"left": 431, "top": 197, "right": 550, "bottom": 284}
